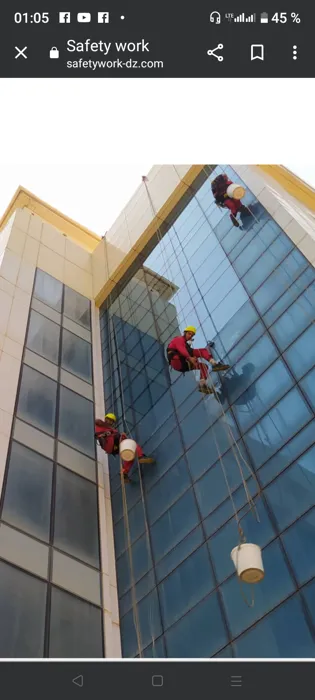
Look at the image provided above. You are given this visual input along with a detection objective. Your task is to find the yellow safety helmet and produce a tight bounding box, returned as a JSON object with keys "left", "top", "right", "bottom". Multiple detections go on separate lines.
{"left": 184, "top": 326, "right": 196, "bottom": 334}
{"left": 105, "top": 413, "right": 117, "bottom": 422}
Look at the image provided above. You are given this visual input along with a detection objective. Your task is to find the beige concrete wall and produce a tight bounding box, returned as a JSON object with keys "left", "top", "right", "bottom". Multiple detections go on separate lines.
{"left": 232, "top": 165, "right": 315, "bottom": 266}
{"left": 0, "top": 208, "right": 120, "bottom": 657}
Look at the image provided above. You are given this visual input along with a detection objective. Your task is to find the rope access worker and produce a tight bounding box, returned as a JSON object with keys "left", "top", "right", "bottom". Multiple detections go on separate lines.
{"left": 167, "top": 326, "right": 230, "bottom": 395}
{"left": 95, "top": 413, "right": 155, "bottom": 483}
{"left": 211, "top": 174, "right": 248, "bottom": 228}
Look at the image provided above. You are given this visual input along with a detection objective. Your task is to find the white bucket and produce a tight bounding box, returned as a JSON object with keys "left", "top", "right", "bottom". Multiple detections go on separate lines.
{"left": 226, "top": 183, "right": 246, "bottom": 200}
{"left": 119, "top": 438, "right": 137, "bottom": 462}
{"left": 231, "top": 543, "right": 264, "bottom": 584}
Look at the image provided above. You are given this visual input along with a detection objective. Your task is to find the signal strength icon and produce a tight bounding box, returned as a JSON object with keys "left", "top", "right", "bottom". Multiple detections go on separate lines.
{"left": 234, "top": 12, "right": 256, "bottom": 22}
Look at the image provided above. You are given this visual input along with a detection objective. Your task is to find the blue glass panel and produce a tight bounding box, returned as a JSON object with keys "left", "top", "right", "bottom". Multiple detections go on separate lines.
{"left": 208, "top": 496, "right": 275, "bottom": 584}
{"left": 150, "top": 489, "right": 199, "bottom": 562}
{"left": 222, "top": 334, "right": 278, "bottom": 405}
{"left": 259, "top": 421, "right": 315, "bottom": 486}
{"left": 244, "top": 388, "right": 313, "bottom": 470}
{"left": 156, "top": 526, "right": 204, "bottom": 583}
{"left": 141, "top": 416, "right": 176, "bottom": 456}
{"left": 300, "top": 368, "right": 315, "bottom": 411}
{"left": 186, "top": 412, "right": 240, "bottom": 482}
{"left": 116, "top": 533, "right": 153, "bottom": 596}
{"left": 204, "top": 477, "right": 259, "bottom": 538}
{"left": 264, "top": 267, "right": 315, "bottom": 326}
{"left": 119, "top": 570, "right": 155, "bottom": 617}
{"left": 159, "top": 544, "right": 215, "bottom": 630}
{"left": 253, "top": 249, "right": 309, "bottom": 316}
{"left": 265, "top": 445, "right": 315, "bottom": 530}
{"left": 301, "top": 579, "right": 315, "bottom": 626}
{"left": 203, "top": 267, "right": 240, "bottom": 314}
{"left": 212, "top": 283, "right": 249, "bottom": 333}
{"left": 282, "top": 509, "right": 315, "bottom": 585}
{"left": 33, "top": 269, "right": 62, "bottom": 312}
{"left": 242, "top": 235, "right": 293, "bottom": 295}
{"left": 221, "top": 539, "right": 295, "bottom": 638}
{"left": 146, "top": 459, "right": 191, "bottom": 525}
{"left": 120, "top": 589, "right": 162, "bottom": 658}
{"left": 136, "top": 391, "right": 174, "bottom": 444}
{"left": 181, "top": 394, "right": 227, "bottom": 451}
{"left": 224, "top": 321, "right": 265, "bottom": 368}
{"left": 232, "top": 221, "right": 282, "bottom": 278}
{"left": 214, "top": 645, "right": 234, "bottom": 657}
{"left": 212, "top": 300, "right": 258, "bottom": 355}
{"left": 165, "top": 591, "right": 228, "bottom": 658}
{"left": 114, "top": 499, "right": 146, "bottom": 557}
{"left": 233, "top": 359, "right": 294, "bottom": 433}
{"left": 143, "top": 429, "right": 183, "bottom": 491}
{"left": 141, "top": 636, "right": 166, "bottom": 658}
{"left": 284, "top": 325, "right": 315, "bottom": 380}
{"left": 269, "top": 284, "right": 315, "bottom": 351}
{"left": 234, "top": 594, "right": 315, "bottom": 658}
{"left": 194, "top": 445, "right": 251, "bottom": 520}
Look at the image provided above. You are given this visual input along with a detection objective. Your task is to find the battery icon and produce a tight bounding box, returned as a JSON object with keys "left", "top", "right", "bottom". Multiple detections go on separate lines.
{"left": 260, "top": 12, "right": 268, "bottom": 22}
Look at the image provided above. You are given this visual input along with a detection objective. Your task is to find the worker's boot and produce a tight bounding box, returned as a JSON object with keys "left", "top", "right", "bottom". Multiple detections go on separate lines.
{"left": 212, "top": 361, "right": 231, "bottom": 372}
{"left": 138, "top": 455, "right": 155, "bottom": 465}
{"left": 198, "top": 383, "right": 214, "bottom": 395}
{"left": 230, "top": 213, "right": 240, "bottom": 227}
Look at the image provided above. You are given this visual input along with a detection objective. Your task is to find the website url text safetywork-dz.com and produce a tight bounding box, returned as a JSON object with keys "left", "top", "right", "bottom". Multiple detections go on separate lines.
{"left": 65, "top": 39, "right": 163, "bottom": 70}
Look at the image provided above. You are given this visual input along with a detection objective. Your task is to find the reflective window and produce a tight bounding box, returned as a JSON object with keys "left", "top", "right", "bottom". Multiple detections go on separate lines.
{"left": 269, "top": 285, "right": 315, "bottom": 351}
{"left": 26, "top": 310, "right": 60, "bottom": 364}
{"left": 264, "top": 445, "right": 315, "bottom": 530}
{"left": 150, "top": 489, "right": 199, "bottom": 562}
{"left": 120, "top": 589, "right": 162, "bottom": 658}
{"left": 232, "top": 221, "right": 281, "bottom": 278}
{"left": 208, "top": 497, "right": 275, "bottom": 584}
{"left": 186, "top": 414, "right": 240, "bottom": 482}
{"left": 64, "top": 286, "right": 91, "bottom": 330}
{"left": 282, "top": 509, "right": 315, "bottom": 585}
{"left": 0, "top": 561, "right": 47, "bottom": 658}
{"left": 159, "top": 544, "right": 215, "bottom": 630}
{"left": 263, "top": 269, "right": 315, "bottom": 327}
{"left": 156, "top": 526, "right": 204, "bottom": 583}
{"left": 58, "top": 386, "right": 95, "bottom": 457}
{"left": 204, "top": 477, "right": 258, "bottom": 538}
{"left": 146, "top": 458, "right": 191, "bottom": 525}
{"left": 61, "top": 328, "right": 92, "bottom": 383}
{"left": 259, "top": 420, "right": 315, "bottom": 486}
{"left": 49, "top": 586, "right": 103, "bottom": 658}
{"left": 222, "top": 333, "right": 278, "bottom": 405}
{"left": 2, "top": 442, "right": 53, "bottom": 542}
{"left": 114, "top": 499, "right": 146, "bottom": 557}
{"left": 17, "top": 365, "right": 57, "bottom": 435}
{"left": 165, "top": 591, "right": 228, "bottom": 658}
{"left": 242, "top": 235, "right": 293, "bottom": 296}
{"left": 220, "top": 539, "right": 295, "bottom": 638}
{"left": 301, "top": 579, "right": 315, "bottom": 625}
{"left": 284, "top": 324, "right": 315, "bottom": 380}
{"left": 143, "top": 429, "right": 183, "bottom": 491}
{"left": 233, "top": 359, "right": 294, "bottom": 433}
{"left": 33, "top": 269, "right": 63, "bottom": 311}
{"left": 244, "top": 388, "right": 313, "bottom": 470}
{"left": 300, "top": 368, "right": 315, "bottom": 412}
{"left": 234, "top": 594, "right": 315, "bottom": 658}
{"left": 116, "top": 533, "right": 153, "bottom": 595}
{"left": 253, "top": 249, "right": 308, "bottom": 316}
{"left": 212, "top": 299, "right": 259, "bottom": 356}
{"left": 54, "top": 466, "right": 100, "bottom": 568}
{"left": 194, "top": 449, "right": 251, "bottom": 520}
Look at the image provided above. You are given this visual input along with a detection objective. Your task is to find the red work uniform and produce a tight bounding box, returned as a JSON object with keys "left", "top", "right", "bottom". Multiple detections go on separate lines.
{"left": 94, "top": 419, "right": 144, "bottom": 475}
{"left": 167, "top": 336, "right": 212, "bottom": 381}
{"left": 212, "top": 174, "right": 242, "bottom": 217}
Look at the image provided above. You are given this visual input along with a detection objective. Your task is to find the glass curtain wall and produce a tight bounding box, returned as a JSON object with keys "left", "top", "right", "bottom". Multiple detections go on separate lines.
{"left": 100, "top": 166, "right": 315, "bottom": 658}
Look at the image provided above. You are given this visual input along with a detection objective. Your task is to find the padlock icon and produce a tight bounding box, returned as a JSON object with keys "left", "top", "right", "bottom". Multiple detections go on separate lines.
{"left": 50, "top": 47, "right": 59, "bottom": 59}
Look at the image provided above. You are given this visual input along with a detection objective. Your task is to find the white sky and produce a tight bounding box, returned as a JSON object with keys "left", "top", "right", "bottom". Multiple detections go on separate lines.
{"left": 0, "top": 163, "right": 314, "bottom": 237}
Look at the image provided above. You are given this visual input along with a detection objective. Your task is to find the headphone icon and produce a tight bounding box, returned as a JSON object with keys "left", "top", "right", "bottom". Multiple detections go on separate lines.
{"left": 210, "top": 11, "right": 221, "bottom": 24}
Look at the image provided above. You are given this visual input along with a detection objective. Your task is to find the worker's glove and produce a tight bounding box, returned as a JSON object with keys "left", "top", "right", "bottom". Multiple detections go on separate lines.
{"left": 188, "top": 356, "right": 198, "bottom": 368}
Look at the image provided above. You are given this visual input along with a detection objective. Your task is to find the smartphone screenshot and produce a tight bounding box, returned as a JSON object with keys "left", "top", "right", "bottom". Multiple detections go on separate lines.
{"left": 0, "top": 1, "right": 315, "bottom": 697}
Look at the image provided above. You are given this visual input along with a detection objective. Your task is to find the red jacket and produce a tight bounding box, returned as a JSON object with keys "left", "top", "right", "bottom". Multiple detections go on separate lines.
{"left": 167, "top": 335, "right": 193, "bottom": 360}
{"left": 95, "top": 419, "right": 119, "bottom": 440}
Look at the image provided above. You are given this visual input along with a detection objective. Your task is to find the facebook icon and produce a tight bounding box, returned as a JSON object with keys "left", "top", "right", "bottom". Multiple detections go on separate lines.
{"left": 98, "top": 12, "right": 109, "bottom": 23}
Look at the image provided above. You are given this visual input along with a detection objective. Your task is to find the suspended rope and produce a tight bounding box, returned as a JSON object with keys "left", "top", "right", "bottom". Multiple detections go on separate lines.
{"left": 142, "top": 174, "right": 262, "bottom": 523}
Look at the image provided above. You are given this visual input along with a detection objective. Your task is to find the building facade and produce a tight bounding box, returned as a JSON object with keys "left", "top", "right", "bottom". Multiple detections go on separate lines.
{"left": 1, "top": 165, "right": 315, "bottom": 657}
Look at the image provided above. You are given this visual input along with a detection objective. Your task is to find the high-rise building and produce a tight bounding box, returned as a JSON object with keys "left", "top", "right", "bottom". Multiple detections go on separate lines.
{"left": 0, "top": 165, "right": 315, "bottom": 658}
